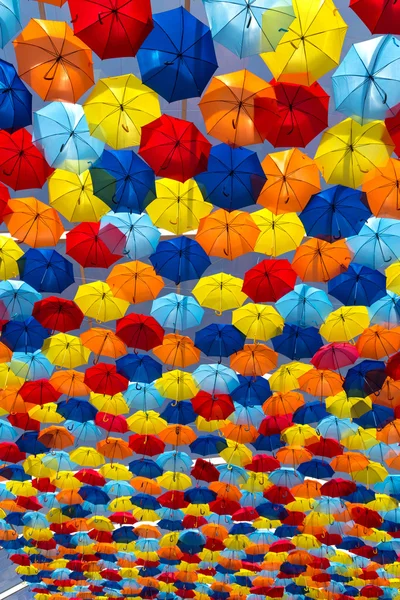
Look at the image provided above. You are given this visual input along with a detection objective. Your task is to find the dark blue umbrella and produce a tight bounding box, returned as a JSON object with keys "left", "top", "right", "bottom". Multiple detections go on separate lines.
{"left": 195, "top": 144, "right": 266, "bottom": 211}
{"left": 0, "top": 59, "right": 31, "bottom": 132}
{"left": 346, "top": 484, "right": 375, "bottom": 504}
{"left": 231, "top": 375, "right": 271, "bottom": 407}
{"left": 299, "top": 186, "right": 372, "bottom": 241}
{"left": 15, "top": 432, "right": 49, "bottom": 456}
{"left": 328, "top": 263, "right": 387, "bottom": 306}
{"left": 150, "top": 237, "right": 211, "bottom": 285}
{"left": 161, "top": 400, "right": 196, "bottom": 425}
{"left": 297, "top": 458, "right": 334, "bottom": 479}
{"left": 195, "top": 323, "right": 245, "bottom": 358}
{"left": 112, "top": 526, "right": 137, "bottom": 543}
{"left": 137, "top": 7, "right": 218, "bottom": 103}
{"left": 131, "top": 493, "right": 161, "bottom": 510}
{"left": 78, "top": 486, "right": 110, "bottom": 505}
{"left": 184, "top": 487, "right": 217, "bottom": 504}
{"left": 129, "top": 458, "right": 163, "bottom": 478}
{"left": 344, "top": 360, "right": 386, "bottom": 397}
{"left": 57, "top": 399, "right": 98, "bottom": 423}
{"left": 271, "top": 324, "right": 323, "bottom": 360}
{"left": 90, "top": 149, "right": 156, "bottom": 214}
{"left": 293, "top": 401, "right": 329, "bottom": 425}
{"left": 116, "top": 354, "right": 162, "bottom": 383}
{"left": 1, "top": 317, "right": 49, "bottom": 353}
{"left": 354, "top": 405, "right": 395, "bottom": 429}
{"left": 253, "top": 434, "right": 284, "bottom": 452}
{"left": 189, "top": 435, "right": 228, "bottom": 456}
{"left": 0, "top": 464, "right": 31, "bottom": 481}
{"left": 17, "top": 249, "right": 75, "bottom": 293}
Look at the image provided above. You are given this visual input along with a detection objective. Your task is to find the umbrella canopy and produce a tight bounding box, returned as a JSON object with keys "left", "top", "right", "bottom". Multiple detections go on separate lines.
{"left": 362, "top": 159, "right": 400, "bottom": 219}
{"left": 66, "top": 222, "right": 125, "bottom": 269}
{"left": 320, "top": 306, "right": 370, "bottom": 342}
{"left": 74, "top": 282, "right": 129, "bottom": 323}
{"left": 195, "top": 324, "right": 245, "bottom": 358}
{"left": 1, "top": 317, "right": 49, "bottom": 353}
{"left": 116, "top": 314, "right": 164, "bottom": 351}
{"left": 0, "top": 58, "right": 31, "bottom": 132}
{"left": 276, "top": 284, "right": 333, "bottom": 327}
{"left": 328, "top": 264, "right": 387, "bottom": 306}
{"left": 347, "top": 217, "right": 400, "bottom": 269}
{"left": 106, "top": 260, "right": 164, "bottom": 305}
{"left": 192, "top": 273, "right": 247, "bottom": 313}
{"left": 150, "top": 237, "right": 211, "bottom": 285}
{"left": 151, "top": 293, "right": 204, "bottom": 331}
{"left": 196, "top": 209, "right": 260, "bottom": 260}
{"left": 32, "top": 297, "right": 84, "bottom": 333}
{"left": 252, "top": 208, "right": 305, "bottom": 256}
{"left": 242, "top": 259, "right": 297, "bottom": 303}
{"left": 137, "top": 6, "right": 217, "bottom": 102}
{"left": 0, "top": 0, "right": 20, "bottom": 48}
{"left": 0, "top": 129, "right": 53, "bottom": 191}
{"left": 292, "top": 238, "right": 352, "bottom": 282}
{"left": 101, "top": 212, "right": 160, "bottom": 259}
{"left": 68, "top": 0, "right": 153, "bottom": 59}
{"left": 153, "top": 334, "right": 200, "bottom": 368}
{"left": 13, "top": 19, "right": 94, "bottom": 103}
{"left": 17, "top": 249, "right": 74, "bottom": 294}
{"left": 350, "top": 0, "right": 400, "bottom": 35}
{"left": 0, "top": 280, "right": 41, "bottom": 321}
{"left": 42, "top": 333, "right": 91, "bottom": 368}
{"left": 4, "top": 197, "right": 63, "bottom": 248}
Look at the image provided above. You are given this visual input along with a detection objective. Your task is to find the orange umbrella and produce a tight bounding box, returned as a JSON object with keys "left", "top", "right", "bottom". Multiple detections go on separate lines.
{"left": 0, "top": 343, "right": 12, "bottom": 364}
{"left": 106, "top": 261, "right": 164, "bottom": 304}
{"left": 38, "top": 425, "right": 74, "bottom": 450}
{"left": 199, "top": 70, "right": 275, "bottom": 147}
{"left": 298, "top": 369, "right": 344, "bottom": 397}
{"left": 14, "top": 19, "right": 94, "bottom": 103}
{"left": 263, "top": 391, "right": 305, "bottom": 416}
{"left": 230, "top": 343, "right": 278, "bottom": 376}
{"left": 0, "top": 388, "right": 26, "bottom": 414}
{"left": 80, "top": 328, "right": 127, "bottom": 361}
{"left": 292, "top": 238, "right": 352, "bottom": 282}
{"left": 220, "top": 423, "right": 258, "bottom": 443}
{"left": 291, "top": 480, "right": 322, "bottom": 498}
{"left": 276, "top": 446, "right": 313, "bottom": 467}
{"left": 376, "top": 419, "right": 400, "bottom": 444}
{"left": 56, "top": 489, "right": 83, "bottom": 505}
{"left": 97, "top": 438, "right": 132, "bottom": 461}
{"left": 49, "top": 370, "right": 90, "bottom": 397}
{"left": 209, "top": 482, "right": 241, "bottom": 502}
{"left": 158, "top": 424, "right": 197, "bottom": 446}
{"left": 330, "top": 451, "right": 370, "bottom": 473}
{"left": 362, "top": 158, "right": 400, "bottom": 218}
{"left": 356, "top": 325, "right": 400, "bottom": 359}
{"left": 257, "top": 149, "right": 321, "bottom": 214}
{"left": 196, "top": 209, "right": 260, "bottom": 260}
{"left": 4, "top": 197, "right": 64, "bottom": 248}
{"left": 153, "top": 334, "right": 200, "bottom": 368}
{"left": 374, "top": 377, "right": 400, "bottom": 408}
{"left": 131, "top": 477, "right": 162, "bottom": 495}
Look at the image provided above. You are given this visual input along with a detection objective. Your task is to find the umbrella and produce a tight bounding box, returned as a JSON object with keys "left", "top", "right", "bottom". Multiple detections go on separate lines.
{"left": 0, "top": 0, "right": 20, "bottom": 48}
{"left": 1, "top": 317, "right": 49, "bottom": 353}
{"left": 328, "top": 264, "right": 387, "bottom": 306}
{"left": 11, "top": 350, "right": 53, "bottom": 381}
{"left": 0, "top": 58, "right": 31, "bottom": 132}
{"left": 41, "top": 334, "right": 91, "bottom": 369}
{"left": 153, "top": 334, "right": 200, "bottom": 368}
{"left": 4, "top": 197, "right": 63, "bottom": 248}
{"left": 14, "top": 18, "right": 94, "bottom": 103}
{"left": 137, "top": 6, "right": 217, "bottom": 102}
{"left": 33, "top": 102, "right": 105, "bottom": 174}
{"left": 116, "top": 354, "right": 162, "bottom": 383}
{"left": 320, "top": 306, "right": 370, "bottom": 342}
{"left": 194, "top": 144, "right": 266, "bottom": 212}
{"left": 139, "top": 115, "right": 211, "bottom": 183}
{"left": 276, "top": 284, "right": 333, "bottom": 327}
{"left": 74, "top": 282, "right": 129, "bottom": 322}
{"left": 48, "top": 169, "right": 110, "bottom": 223}
{"left": 242, "top": 259, "right": 296, "bottom": 303}
{"left": 66, "top": 222, "right": 125, "bottom": 269}
{"left": 230, "top": 343, "right": 278, "bottom": 376}
{"left": 251, "top": 208, "right": 305, "bottom": 256}
{"left": 151, "top": 293, "right": 204, "bottom": 331}
{"left": 299, "top": 186, "right": 371, "bottom": 242}
{"left": 0, "top": 129, "right": 53, "bottom": 191}
{"left": 272, "top": 325, "right": 323, "bottom": 360}
{"left": 347, "top": 217, "right": 400, "bottom": 269}
{"left": 68, "top": 0, "right": 153, "bottom": 59}
{"left": 315, "top": 118, "right": 394, "bottom": 188}
{"left": 362, "top": 158, "right": 400, "bottom": 219}
{"left": 344, "top": 360, "right": 386, "bottom": 397}
{"left": 261, "top": 0, "right": 348, "bottom": 86}
{"left": 146, "top": 178, "right": 212, "bottom": 235}
{"left": 0, "top": 280, "right": 41, "bottom": 321}
{"left": 292, "top": 238, "right": 352, "bottom": 282}
{"left": 195, "top": 324, "right": 245, "bottom": 358}
{"left": 80, "top": 328, "right": 127, "bottom": 360}
{"left": 356, "top": 325, "right": 400, "bottom": 359}
{"left": 199, "top": 70, "right": 276, "bottom": 147}
{"left": 83, "top": 74, "right": 161, "bottom": 149}
{"left": 350, "top": 0, "right": 400, "bottom": 34}
{"left": 84, "top": 363, "right": 128, "bottom": 396}
{"left": 232, "top": 304, "right": 284, "bottom": 341}
{"left": 17, "top": 249, "right": 74, "bottom": 294}
{"left": 193, "top": 364, "right": 239, "bottom": 395}
{"left": 106, "top": 260, "right": 164, "bottom": 304}
{"left": 311, "top": 343, "right": 359, "bottom": 370}
{"left": 203, "top": 0, "right": 294, "bottom": 57}
{"left": 116, "top": 314, "right": 164, "bottom": 351}
{"left": 150, "top": 237, "right": 210, "bottom": 285}
{"left": 196, "top": 209, "right": 260, "bottom": 260}
{"left": 101, "top": 212, "right": 160, "bottom": 259}
{"left": 32, "top": 297, "right": 84, "bottom": 333}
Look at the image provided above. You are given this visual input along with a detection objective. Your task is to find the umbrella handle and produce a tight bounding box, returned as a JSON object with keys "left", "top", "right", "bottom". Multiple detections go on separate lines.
{"left": 71, "top": 14, "right": 78, "bottom": 23}
{"left": 223, "top": 248, "right": 229, "bottom": 256}
{"left": 122, "top": 124, "right": 129, "bottom": 133}
{"left": 136, "top": 383, "right": 142, "bottom": 391}
{"left": 215, "top": 310, "right": 222, "bottom": 316}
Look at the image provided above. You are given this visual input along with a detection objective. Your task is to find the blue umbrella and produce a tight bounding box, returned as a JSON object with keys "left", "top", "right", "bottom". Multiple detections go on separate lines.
{"left": 0, "top": 1, "right": 20, "bottom": 48}
{"left": 124, "top": 381, "right": 163, "bottom": 411}
{"left": 0, "top": 420, "right": 17, "bottom": 441}
{"left": 202, "top": 0, "right": 294, "bottom": 58}
{"left": 354, "top": 405, "right": 395, "bottom": 429}
{"left": 369, "top": 291, "right": 400, "bottom": 328}
{"left": 231, "top": 375, "right": 270, "bottom": 407}
{"left": 193, "top": 364, "right": 239, "bottom": 394}
{"left": 1, "top": 317, "right": 49, "bottom": 353}
{"left": 63, "top": 421, "right": 102, "bottom": 444}
{"left": 194, "top": 144, "right": 266, "bottom": 211}
{"left": 57, "top": 399, "right": 98, "bottom": 423}
{"left": 333, "top": 35, "right": 400, "bottom": 123}
{"left": 17, "top": 249, "right": 75, "bottom": 293}
{"left": 347, "top": 217, "right": 400, "bottom": 269}
{"left": 90, "top": 149, "right": 156, "bottom": 213}
{"left": 161, "top": 401, "right": 196, "bottom": 425}
{"left": 0, "top": 280, "right": 41, "bottom": 320}
{"left": 276, "top": 284, "right": 333, "bottom": 327}
{"left": 292, "top": 401, "right": 329, "bottom": 425}
{"left": 0, "top": 58, "right": 31, "bottom": 131}
{"left": 151, "top": 293, "right": 204, "bottom": 331}
{"left": 328, "top": 263, "right": 387, "bottom": 306}
{"left": 298, "top": 459, "right": 334, "bottom": 479}
{"left": 15, "top": 431, "right": 49, "bottom": 455}
{"left": 316, "top": 416, "right": 358, "bottom": 440}
{"left": 189, "top": 435, "right": 228, "bottom": 456}
{"left": 150, "top": 237, "right": 211, "bottom": 285}
{"left": 10, "top": 351, "right": 54, "bottom": 380}
{"left": 100, "top": 212, "right": 160, "bottom": 260}
{"left": 137, "top": 7, "right": 217, "bottom": 102}
{"left": 129, "top": 458, "right": 163, "bottom": 478}
{"left": 272, "top": 324, "right": 323, "bottom": 359}
{"left": 156, "top": 451, "right": 192, "bottom": 473}
{"left": 116, "top": 354, "right": 162, "bottom": 383}
{"left": 299, "top": 186, "right": 371, "bottom": 241}
{"left": 33, "top": 102, "right": 104, "bottom": 174}
{"left": 79, "top": 486, "right": 110, "bottom": 505}
{"left": 194, "top": 323, "right": 245, "bottom": 358}
{"left": 344, "top": 359, "right": 386, "bottom": 397}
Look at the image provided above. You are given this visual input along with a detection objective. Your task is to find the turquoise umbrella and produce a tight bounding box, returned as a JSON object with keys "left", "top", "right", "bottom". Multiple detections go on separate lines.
{"left": 101, "top": 212, "right": 160, "bottom": 260}
{"left": 369, "top": 291, "right": 400, "bottom": 327}
{"left": 0, "top": 280, "right": 41, "bottom": 320}
{"left": 151, "top": 293, "right": 204, "bottom": 331}
{"left": 10, "top": 351, "right": 54, "bottom": 380}
{"left": 193, "top": 363, "right": 239, "bottom": 394}
{"left": 347, "top": 217, "right": 400, "bottom": 269}
{"left": 276, "top": 284, "right": 333, "bottom": 328}
{"left": 124, "top": 381, "right": 164, "bottom": 411}
{"left": 317, "top": 416, "right": 359, "bottom": 440}
{"left": 0, "top": 0, "right": 20, "bottom": 48}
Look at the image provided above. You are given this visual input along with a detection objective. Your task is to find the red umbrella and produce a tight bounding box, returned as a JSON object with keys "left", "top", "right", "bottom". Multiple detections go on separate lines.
{"left": 386, "top": 352, "right": 400, "bottom": 380}
{"left": 158, "top": 490, "right": 188, "bottom": 509}
{"left": 75, "top": 469, "right": 106, "bottom": 486}
{"left": 264, "top": 485, "right": 295, "bottom": 504}
{"left": 242, "top": 259, "right": 297, "bottom": 303}
{"left": 191, "top": 458, "right": 220, "bottom": 482}
{"left": 84, "top": 362, "right": 129, "bottom": 395}
{"left": 191, "top": 391, "right": 234, "bottom": 421}
{"left": 95, "top": 412, "right": 128, "bottom": 433}
{"left": 244, "top": 454, "right": 280, "bottom": 473}
{"left": 350, "top": 0, "right": 400, "bottom": 34}
{"left": 350, "top": 506, "right": 383, "bottom": 529}
{"left": 361, "top": 586, "right": 384, "bottom": 598}
{"left": 32, "top": 478, "right": 56, "bottom": 493}
{"left": 311, "top": 342, "right": 359, "bottom": 370}
{"left": 0, "top": 442, "right": 25, "bottom": 463}
{"left": 261, "top": 80, "right": 329, "bottom": 148}
{"left": 319, "top": 478, "right": 356, "bottom": 497}
{"left": 8, "top": 413, "right": 40, "bottom": 431}
{"left": 233, "top": 507, "right": 259, "bottom": 522}
{"left": 129, "top": 433, "right": 165, "bottom": 456}
{"left": 139, "top": 115, "right": 211, "bottom": 183}
{"left": 32, "top": 297, "right": 84, "bottom": 333}
{"left": 109, "top": 512, "right": 137, "bottom": 525}
{"left": 68, "top": 0, "right": 153, "bottom": 59}
{"left": 258, "top": 414, "right": 293, "bottom": 435}
{"left": 209, "top": 499, "right": 241, "bottom": 516}
{"left": 19, "top": 379, "right": 61, "bottom": 406}
{"left": 0, "top": 182, "right": 9, "bottom": 223}
{"left": 386, "top": 111, "right": 400, "bottom": 157}
{"left": 116, "top": 313, "right": 164, "bottom": 351}
{"left": 306, "top": 437, "right": 343, "bottom": 458}
{"left": 66, "top": 222, "right": 125, "bottom": 268}
{"left": 0, "top": 129, "right": 53, "bottom": 190}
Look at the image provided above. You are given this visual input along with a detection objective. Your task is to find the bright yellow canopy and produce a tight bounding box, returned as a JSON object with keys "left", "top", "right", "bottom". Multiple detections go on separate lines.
{"left": 42, "top": 333, "right": 91, "bottom": 368}
{"left": 251, "top": 209, "right": 305, "bottom": 256}
{"left": 74, "top": 281, "right": 129, "bottom": 322}
{"left": 320, "top": 306, "right": 370, "bottom": 342}
{"left": 232, "top": 304, "right": 284, "bottom": 341}
{"left": 192, "top": 273, "right": 247, "bottom": 314}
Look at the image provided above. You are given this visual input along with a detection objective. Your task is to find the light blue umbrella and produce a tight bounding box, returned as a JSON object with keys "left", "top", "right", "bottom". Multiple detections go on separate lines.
{"left": 229, "top": 403, "right": 265, "bottom": 428}
{"left": 369, "top": 291, "right": 400, "bottom": 328}
{"left": 21, "top": 512, "right": 48, "bottom": 528}
{"left": 347, "top": 217, "right": 400, "bottom": 269}
{"left": 276, "top": 284, "right": 333, "bottom": 328}
{"left": 33, "top": 102, "right": 104, "bottom": 174}
{"left": 41, "top": 450, "right": 76, "bottom": 471}
{"left": 103, "top": 481, "right": 135, "bottom": 497}
{"left": 101, "top": 212, "right": 160, "bottom": 260}
{"left": 0, "top": 419, "right": 17, "bottom": 441}
{"left": 333, "top": 35, "right": 400, "bottom": 123}
{"left": 156, "top": 451, "right": 192, "bottom": 473}
{"left": 268, "top": 467, "right": 304, "bottom": 487}
{"left": 124, "top": 381, "right": 164, "bottom": 411}
{"left": 316, "top": 416, "right": 359, "bottom": 440}
{"left": 0, "top": 0, "right": 20, "bottom": 48}
{"left": 193, "top": 363, "right": 239, "bottom": 394}
{"left": 202, "top": 0, "right": 294, "bottom": 57}
{"left": 0, "top": 280, "right": 41, "bottom": 320}
{"left": 63, "top": 420, "right": 103, "bottom": 444}
{"left": 10, "top": 351, "right": 54, "bottom": 380}
{"left": 151, "top": 293, "right": 204, "bottom": 331}
{"left": 217, "top": 464, "right": 249, "bottom": 485}
{"left": 135, "top": 538, "right": 160, "bottom": 552}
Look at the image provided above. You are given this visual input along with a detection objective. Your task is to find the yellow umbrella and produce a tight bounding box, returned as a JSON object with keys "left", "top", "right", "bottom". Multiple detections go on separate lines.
{"left": 269, "top": 362, "right": 313, "bottom": 393}
{"left": 48, "top": 169, "right": 110, "bottom": 223}
{"left": 315, "top": 119, "right": 394, "bottom": 188}
{"left": 29, "top": 402, "right": 64, "bottom": 424}
{"left": 7, "top": 481, "right": 37, "bottom": 496}
{"left": 192, "top": 273, "right": 247, "bottom": 314}
{"left": 50, "top": 471, "right": 81, "bottom": 490}
{"left": 74, "top": 281, "right": 129, "bottom": 322}
{"left": 99, "top": 463, "right": 132, "bottom": 481}
{"left": 127, "top": 410, "right": 167, "bottom": 435}
{"left": 232, "top": 304, "right": 284, "bottom": 341}
{"left": 146, "top": 178, "right": 212, "bottom": 235}
{"left": 42, "top": 333, "right": 91, "bottom": 368}
{"left": 386, "top": 262, "right": 400, "bottom": 295}
{"left": 352, "top": 461, "right": 388, "bottom": 485}
{"left": 69, "top": 447, "right": 105, "bottom": 467}
{"left": 320, "top": 306, "right": 370, "bottom": 342}
{"left": 0, "top": 235, "right": 24, "bottom": 280}
{"left": 0, "top": 364, "right": 23, "bottom": 389}
{"left": 326, "top": 391, "right": 372, "bottom": 419}
{"left": 341, "top": 428, "right": 378, "bottom": 451}
{"left": 155, "top": 370, "right": 199, "bottom": 401}
{"left": 281, "top": 424, "right": 320, "bottom": 446}
{"left": 251, "top": 209, "right": 305, "bottom": 256}
{"left": 261, "top": 0, "right": 347, "bottom": 85}
{"left": 83, "top": 74, "right": 161, "bottom": 149}
{"left": 23, "top": 455, "right": 54, "bottom": 478}
{"left": 90, "top": 392, "right": 129, "bottom": 415}
{"left": 157, "top": 472, "right": 192, "bottom": 491}
{"left": 219, "top": 440, "right": 253, "bottom": 467}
